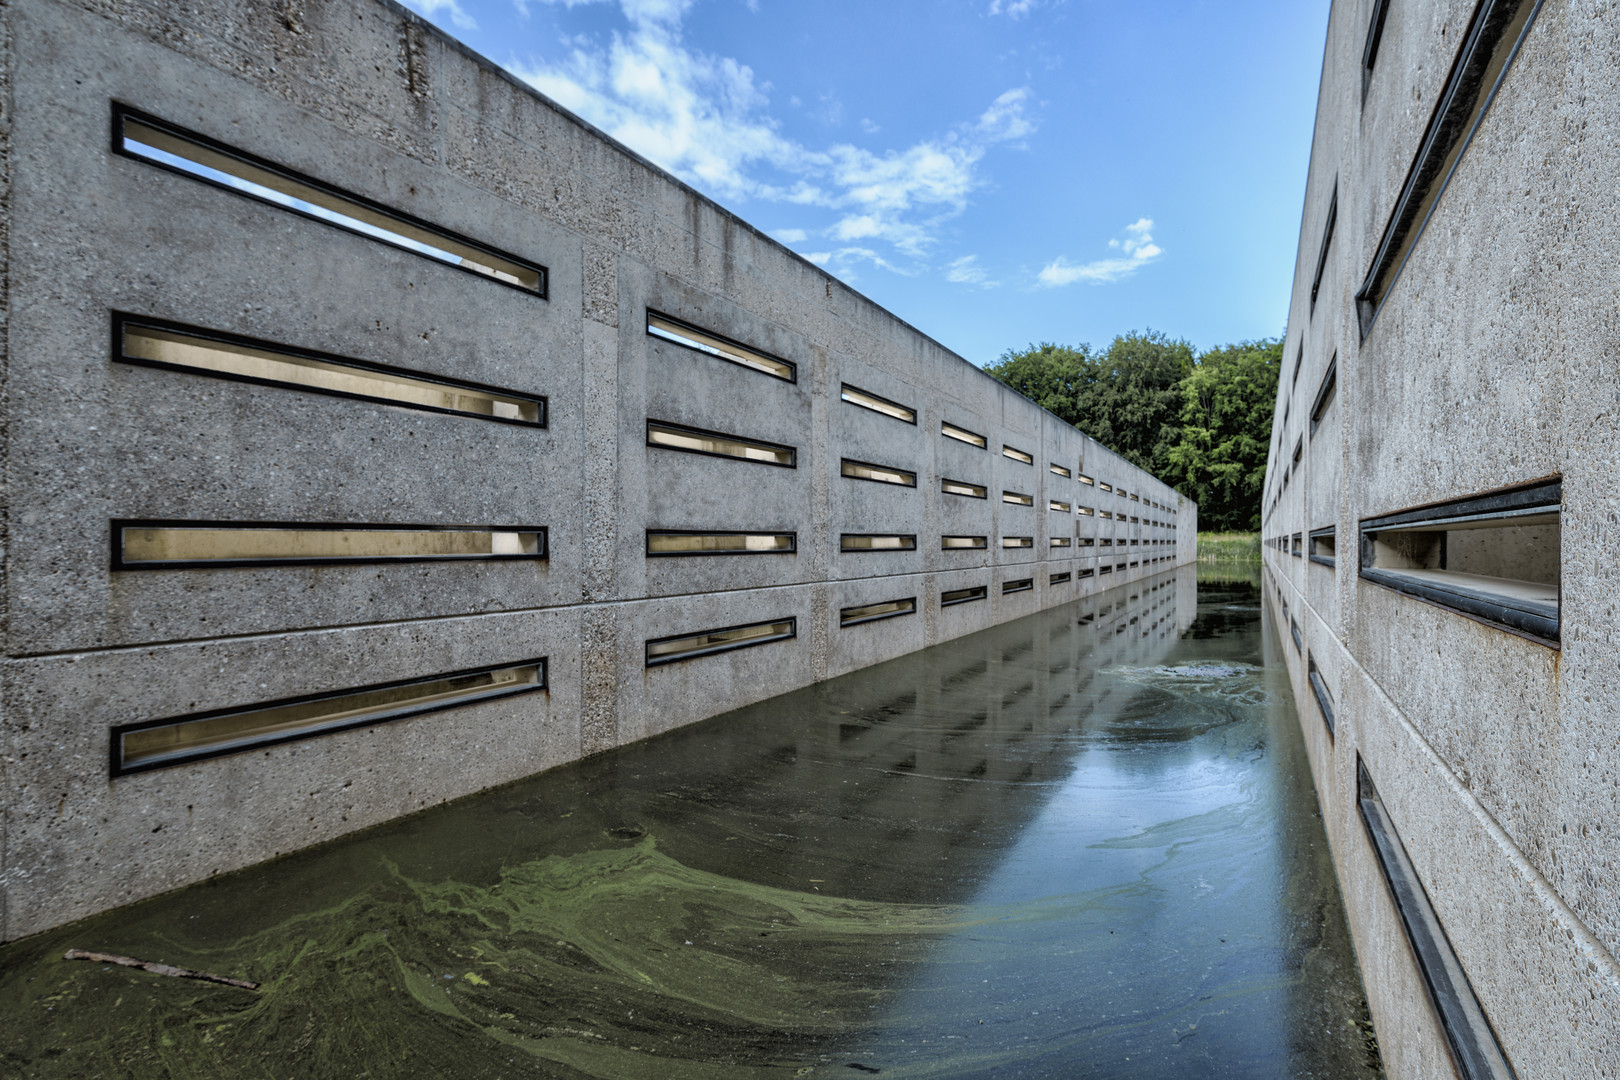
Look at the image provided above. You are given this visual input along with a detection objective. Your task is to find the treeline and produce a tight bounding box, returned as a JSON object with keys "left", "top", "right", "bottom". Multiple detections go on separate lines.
{"left": 983, "top": 331, "right": 1280, "bottom": 531}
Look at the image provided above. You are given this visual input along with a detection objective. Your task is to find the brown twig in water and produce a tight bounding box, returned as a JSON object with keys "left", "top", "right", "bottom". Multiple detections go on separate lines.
{"left": 63, "top": 949, "right": 260, "bottom": 990}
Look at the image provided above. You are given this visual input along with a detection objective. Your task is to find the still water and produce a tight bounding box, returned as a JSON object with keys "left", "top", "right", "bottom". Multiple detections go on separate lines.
{"left": 0, "top": 567, "right": 1380, "bottom": 1079}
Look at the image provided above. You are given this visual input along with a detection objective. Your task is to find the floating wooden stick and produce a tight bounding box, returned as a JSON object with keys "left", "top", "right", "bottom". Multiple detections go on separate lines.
{"left": 63, "top": 949, "right": 260, "bottom": 990}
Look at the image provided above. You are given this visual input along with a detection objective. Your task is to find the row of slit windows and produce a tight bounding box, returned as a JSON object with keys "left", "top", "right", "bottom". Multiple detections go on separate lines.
{"left": 115, "top": 553, "right": 1179, "bottom": 777}
{"left": 1266, "top": 558, "right": 1513, "bottom": 1077}
{"left": 102, "top": 104, "right": 1184, "bottom": 770}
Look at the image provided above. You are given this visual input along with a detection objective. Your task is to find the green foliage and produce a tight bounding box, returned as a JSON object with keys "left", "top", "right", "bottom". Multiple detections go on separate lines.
{"left": 985, "top": 332, "right": 1280, "bottom": 532}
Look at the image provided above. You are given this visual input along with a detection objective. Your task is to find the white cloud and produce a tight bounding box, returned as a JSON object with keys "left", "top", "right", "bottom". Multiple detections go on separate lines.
{"left": 403, "top": 0, "right": 476, "bottom": 30}
{"left": 505, "top": 1, "right": 1036, "bottom": 270}
{"left": 946, "top": 254, "right": 995, "bottom": 287}
{"left": 989, "top": 0, "right": 1039, "bottom": 17}
{"left": 1038, "top": 218, "right": 1162, "bottom": 287}
{"left": 773, "top": 228, "right": 808, "bottom": 243}
{"left": 860, "top": 118, "right": 881, "bottom": 134}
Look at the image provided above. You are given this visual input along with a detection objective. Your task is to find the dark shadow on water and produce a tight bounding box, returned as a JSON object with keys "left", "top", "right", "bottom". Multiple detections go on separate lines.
{"left": 0, "top": 568, "right": 1379, "bottom": 1079}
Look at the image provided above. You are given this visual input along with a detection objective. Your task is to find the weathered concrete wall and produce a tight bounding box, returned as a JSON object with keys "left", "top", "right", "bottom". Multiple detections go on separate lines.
{"left": 0, "top": 0, "right": 1195, "bottom": 942}
{"left": 1263, "top": 0, "right": 1620, "bottom": 1075}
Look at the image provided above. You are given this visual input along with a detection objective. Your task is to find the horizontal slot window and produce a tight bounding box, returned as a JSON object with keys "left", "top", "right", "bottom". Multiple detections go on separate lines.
{"left": 118, "top": 317, "right": 545, "bottom": 426}
{"left": 1078, "top": 473, "right": 1095, "bottom": 485}
{"left": 647, "top": 420, "right": 795, "bottom": 467}
{"left": 1078, "top": 506, "right": 1094, "bottom": 517}
{"left": 1079, "top": 568, "right": 1095, "bottom": 579}
{"left": 840, "top": 597, "right": 916, "bottom": 627}
{"left": 647, "top": 531, "right": 795, "bottom": 556}
{"left": 1357, "top": 759, "right": 1515, "bottom": 1078}
{"left": 1099, "top": 565, "right": 1113, "bottom": 575}
{"left": 841, "top": 458, "right": 917, "bottom": 487}
{"left": 1100, "top": 538, "right": 1113, "bottom": 547}
{"left": 1100, "top": 511, "right": 1113, "bottom": 520}
{"left": 1292, "top": 533, "right": 1303, "bottom": 557}
{"left": 1310, "top": 527, "right": 1337, "bottom": 568}
{"left": 1001, "top": 536, "right": 1033, "bottom": 549}
{"left": 1354, "top": 0, "right": 1542, "bottom": 335}
{"left": 1002, "top": 578, "right": 1033, "bottom": 594}
{"left": 646, "top": 618, "right": 796, "bottom": 667}
{"left": 113, "top": 521, "right": 544, "bottom": 569}
{"left": 1049, "top": 500, "right": 1070, "bottom": 513}
{"left": 841, "top": 534, "right": 917, "bottom": 552}
{"left": 1050, "top": 572, "right": 1071, "bottom": 585}
{"left": 1129, "top": 493, "right": 1139, "bottom": 502}
{"left": 942, "top": 535, "right": 988, "bottom": 550}
{"left": 1360, "top": 479, "right": 1560, "bottom": 644}
{"left": 1311, "top": 356, "right": 1338, "bottom": 435}
{"left": 1309, "top": 184, "right": 1338, "bottom": 311}
{"left": 941, "top": 585, "right": 987, "bottom": 606}
{"left": 941, "top": 421, "right": 987, "bottom": 448}
{"left": 1116, "top": 563, "right": 1127, "bottom": 571}
{"left": 1308, "top": 656, "right": 1336, "bottom": 737}
{"left": 1099, "top": 482, "right": 1113, "bottom": 493}
{"left": 942, "top": 478, "right": 987, "bottom": 499}
{"left": 1051, "top": 537, "right": 1071, "bottom": 548}
{"left": 647, "top": 312, "right": 795, "bottom": 381}
{"left": 1078, "top": 538, "right": 1095, "bottom": 547}
{"left": 1002, "top": 445, "right": 1033, "bottom": 465}
{"left": 1290, "top": 617, "right": 1302, "bottom": 653}
{"left": 1050, "top": 463, "right": 1071, "bottom": 478}
{"left": 113, "top": 660, "right": 545, "bottom": 775}
{"left": 115, "top": 107, "right": 544, "bottom": 294}
{"left": 1002, "top": 491, "right": 1033, "bottom": 506}
{"left": 839, "top": 383, "right": 915, "bottom": 423}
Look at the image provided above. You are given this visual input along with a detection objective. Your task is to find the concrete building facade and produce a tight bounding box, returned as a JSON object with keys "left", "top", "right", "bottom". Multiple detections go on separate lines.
{"left": 1263, "top": 0, "right": 1619, "bottom": 1076}
{"left": 0, "top": 0, "right": 1195, "bottom": 942}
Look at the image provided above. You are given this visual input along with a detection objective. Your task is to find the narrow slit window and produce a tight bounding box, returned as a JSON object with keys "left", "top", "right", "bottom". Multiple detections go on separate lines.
{"left": 841, "top": 459, "right": 917, "bottom": 487}
{"left": 1310, "top": 356, "right": 1338, "bottom": 436}
{"left": 112, "top": 660, "right": 545, "bottom": 775}
{"left": 1308, "top": 656, "right": 1336, "bottom": 737}
{"left": 647, "top": 420, "right": 795, "bottom": 467}
{"left": 1099, "top": 565, "right": 1113, "bottom": 575}
{"left": 1050, "top": 537, "right": 1071, "bottom": 548}
{"left": 113, "top": 521, "right": 545, "bottom": 569}
{"left": 1002, "top": 491, "right": 1034, "bottom": 506}
{"left": 1355, "top": 0, "right": 1544, "bottom": 335}
{"left": 941, "top": 585, "right": 987, "bottom": 606}
{"left": 1099, "top": 482, "right": 1113, "bottom": 493}
{"left": 840, "top": 597, "right": 916, "bottom": 627}
{"left": 840, "top": 384, "right": 915, "bottom": 423}
{"left": 1290, "top": 617, "right": 1302, "bottom": 653}
{"left": 1002, "top": 445, "right": 1033, "bottom": 465}
{"left": 646, "top": 618, "right": 796, "bottom": 666}
{"left": 1001, "top": 536, "right": 1033, "bottom": 549}
{"left": 114, "top": 106, "right": 544, "bottom": 294}
{"left": 942, "top": 478, "right": 987, "bottom": 499}
{"left": 1293, "top": 438, "right": 1304, "bottom": 468}
{"left": 841, "top": 534, "right": 917, "bottom": 552}
{"left": 942, "top": 535, "right": 988, "bottom": 550}
{"left": 1309, "top": 184, "right": 1338, "bottom": 312}
{"left": 1360, "top": 478, "right": 1560, "bottom": 644}
{"left": 1002, "top": 578, "right": 1033, "bottom": 594}
{"left": 1050, "top": 463, "right": 1071, "bottom": 478}
{"left": 1078, "top": 538, "right": 1096, "bottom": 547}
{"left": 1310, "top": 527, "right": 1337, "bottom": 568}
{"left": 1361, "top": 0, "right": 1392, "bottom": 101}
{"left": 646, "top": 531, "right": 795, "bottom": 556}
{"left": 1292, "top": 533, "right": 1303, "bottom": 557}
{"left": 1078, "top": 568, "right": 1095, "bottom": 579}
{"left": 647, "top": 312, "right": 795, "bottom": 381}
{"left": 1049, "top": 500, "right": 1071, "bottom": 513}
{"left": 1100, "top": 510, "right": 1113, "bottom": 521}
{"left": 118, "top": 317, "right": 545, "bottom": 426}
{"left": 1078, "top": 506, "right": 1095, "bottom": 517}
{"left": 1356, "top": 759, "right": 1516, "bottom": 1078}
{"left": 941, "top": 421, "right": 987, "bottom": 448}
{"left": 1078, "top": 473, "right": 1095, "bottom": 486}
{"left": 1050, "top": 572, "right": 1072, "bottom": 585}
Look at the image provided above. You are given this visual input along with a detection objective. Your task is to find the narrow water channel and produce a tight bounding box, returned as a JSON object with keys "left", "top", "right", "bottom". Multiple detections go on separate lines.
{"left": 0, "top": 568, "right": 1380, "bottom": 1079}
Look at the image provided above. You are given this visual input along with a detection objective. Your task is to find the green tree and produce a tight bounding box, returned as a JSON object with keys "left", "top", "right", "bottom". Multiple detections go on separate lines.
{"left": 1165, "top": 338, "right": 1281, "bottom": 531}
{"left": 985, "top": 330, "right": 1193, "bottom": 477}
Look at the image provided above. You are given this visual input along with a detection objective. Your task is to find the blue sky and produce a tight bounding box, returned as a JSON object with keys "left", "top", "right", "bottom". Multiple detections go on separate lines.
{"left": 402, "top": 0, "right": 1329, "bottom": 365}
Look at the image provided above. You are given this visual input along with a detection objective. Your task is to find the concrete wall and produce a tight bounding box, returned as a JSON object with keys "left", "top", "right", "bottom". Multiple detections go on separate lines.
{"left": 1263, "top": 0, "right": 1620, "bottom": 1075}
{"left": 0, "top": 0, "right": 1195, "bottom": 942}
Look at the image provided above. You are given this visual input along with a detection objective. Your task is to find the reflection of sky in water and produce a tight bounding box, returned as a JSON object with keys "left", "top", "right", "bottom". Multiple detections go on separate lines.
{"left": 0, "top": 572, "right": 1378, "bottom": 1079}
